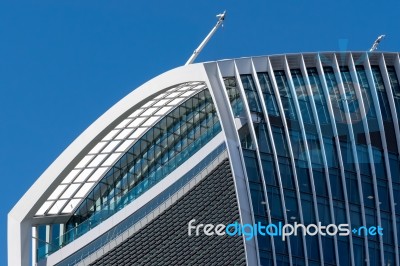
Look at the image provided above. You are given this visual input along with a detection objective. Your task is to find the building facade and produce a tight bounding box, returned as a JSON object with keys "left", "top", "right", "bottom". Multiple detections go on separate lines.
{"left": 8, "top": 52, "right": 400, "bottom": 266}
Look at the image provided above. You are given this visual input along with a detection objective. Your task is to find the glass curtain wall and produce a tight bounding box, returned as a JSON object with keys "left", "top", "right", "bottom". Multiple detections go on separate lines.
{"left": 64, "top": 89, "right": 221, "bottom": 244}
{"left": 222, "top": 57, "right": 400, "bottom": 266}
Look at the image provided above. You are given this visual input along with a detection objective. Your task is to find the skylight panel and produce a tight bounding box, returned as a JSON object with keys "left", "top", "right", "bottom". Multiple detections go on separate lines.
{"left": 155, "top": 106, "right": 172, "bottom": 116}
{"left": 60, "top": 184, "right": 80, "bottom": 199}
{"left": 181, "top": 90, "right": 197, "bottom": 97}
{"left": 165, "top": 92, "right": 181, "bottom": 99}
{"left": 102, "top": 140, "right": 121, "bottom": 153}
{"left": 88, "top": 154, "right": 108, "bottom": 168}
{"left": 141, "top": 107, "right": 158, "bottom": 117}
{"left": 61, "top": 199, "right": 81, "bottom": 214}
{"left": 116, "top": 118, "right": 133, "bottom": 129}
{"left": 153, "top": 99, "right": 170, "bottom": 107}
{"left": 128, "top": 117, "right": 146, "bottom": 128}
{"left": 74, "top": 168, "right": 94, "bottom": 183}
{"left": 141, "top": 116, "right": 159, "bottom": 127}
{"left": 154, "top": 93, "right": 167, "bottom": 100}
{"left": 88, "top": 167, "right": 108, "bottom": 182}
{"left": 36, "top": 201, "right": 54, "bottom": 216}
{"left": 129, "top": 109, "right": 143, "bottom": 118}
{"left": 101, "top": 153, "right": 121, "bottom": 167}
{"left": 48, "top": 200, "right": 68, "bottom": 215}
{"left": 75, "top": 155, "right": 94, "bottom": 169}
{"left": 178, "top": 85, "right": 191, "bottom": 91}
{"left": 102, "top": 129, "right": 120, "bottom": 141}
{"left": 74, "top": 183, "right": 94, "bottom": 198}
{"left": 130, "top": 127, "right": 147, "bottom": 139}
{"left": 61, "top": 169, "right": 81, "bottom": 184}
{"left": 168, "top": 98, "right": 185, "bottom": 106}
{"left": 141, "top": 100, "right": 155, "bottom": 108}
{"left": 48, "top": 185, "right": 67, "bottom": 200}
{"left": 88, "top": 142, "right": 108, "bottom": 154}
{"left": 116, "top": 139, "right": 135, "bottom": 153}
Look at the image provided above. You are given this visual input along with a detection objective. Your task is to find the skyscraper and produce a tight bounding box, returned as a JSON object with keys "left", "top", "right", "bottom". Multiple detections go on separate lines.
{"left": 8, "top": 51, "right": 400, "bottom": 266}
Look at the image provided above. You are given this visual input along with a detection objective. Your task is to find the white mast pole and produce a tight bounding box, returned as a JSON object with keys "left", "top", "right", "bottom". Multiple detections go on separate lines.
{"left": 185, "top": 11, "right": 226, "bottom": 65}
{"left": 369, "top": 34, "right": 385, "bottom": 52}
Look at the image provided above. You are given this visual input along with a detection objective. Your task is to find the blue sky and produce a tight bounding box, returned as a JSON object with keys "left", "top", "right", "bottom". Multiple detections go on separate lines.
{"left": 1, "top": 0, "right": 399, "bottom": 264}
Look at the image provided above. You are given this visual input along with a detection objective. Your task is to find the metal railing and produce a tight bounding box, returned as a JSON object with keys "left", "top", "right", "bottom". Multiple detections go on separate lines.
{"left": 54, "top": 143, "right": 227, "bottom": 265}
{"left": 37, "top": 123, "right": 222, "bottom": 261}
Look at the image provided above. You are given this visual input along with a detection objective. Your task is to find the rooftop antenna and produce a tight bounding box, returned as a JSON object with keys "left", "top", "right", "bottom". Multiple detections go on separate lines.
{"left": 185, "top": 11, "right": 226, "bottom": 65}
{"left": 369, "top": 34, "right": 385, "bottom": 52}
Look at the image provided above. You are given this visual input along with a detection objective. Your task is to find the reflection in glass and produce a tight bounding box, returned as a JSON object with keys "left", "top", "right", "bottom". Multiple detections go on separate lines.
{"left": 241, "top": 74, "right": 262, "bottom": 113}
{"left": 274, "top": 70, "right": 297, "bottom": 121}
{"left": 65, "top": 90, "right": 221, "bottom": 241}
{"left": 224, "top": 77, "right": 244, "bottom": 117}
{"left": 257, "top": 72, "right": 280, "bottom": 117}
{"left": 372, "top": 66, "right": 392, "bottom": 121}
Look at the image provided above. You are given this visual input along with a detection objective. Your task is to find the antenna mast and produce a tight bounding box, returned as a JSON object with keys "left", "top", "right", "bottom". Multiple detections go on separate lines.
{"left": 185, "top": 11, "right": 226, "bottom": 65}
{"left": 369, "top": 35, "right": 385, "bottom": 52}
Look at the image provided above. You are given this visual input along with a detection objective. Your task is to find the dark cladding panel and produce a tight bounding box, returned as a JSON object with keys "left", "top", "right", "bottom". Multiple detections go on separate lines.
{"left": 89, "top": 159, "right": 246, "bottom": 266}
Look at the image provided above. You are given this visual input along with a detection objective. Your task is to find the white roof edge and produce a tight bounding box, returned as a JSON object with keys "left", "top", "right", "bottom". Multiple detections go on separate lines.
{"left": 200, "top": 51, "right": 400, "bottom": 64}
{"left": 8, "top": 62, "right": 209, "bottom": 266}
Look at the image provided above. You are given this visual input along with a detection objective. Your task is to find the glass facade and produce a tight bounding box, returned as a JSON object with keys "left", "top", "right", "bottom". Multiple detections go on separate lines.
{"left": 223, "top": 53, "right": 400, "bottom": 266}
{"left": 66, "top": 89, "right": 221, "bottom": 234}
{"left": 28, "top": 52, "right": 400, "bottom": 266}
{"left": 38, "top": 89, "right": 221, "bottom": 259}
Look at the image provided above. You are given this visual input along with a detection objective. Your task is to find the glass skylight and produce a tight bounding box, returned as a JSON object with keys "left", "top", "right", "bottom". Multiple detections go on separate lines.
{"left": 36, "top": 82, "right": 208, "bottom": 216}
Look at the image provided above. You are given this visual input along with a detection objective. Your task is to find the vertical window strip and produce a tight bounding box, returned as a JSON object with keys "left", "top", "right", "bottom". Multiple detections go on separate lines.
{"left": 339, "top": 66, "right": 361, "bottom": 122}
{"left": 324, "top": 67, "right": 346, "bottom": 123}
{"left": 321, "top": 63, "right": 355, "bottom": 265}
{"left": 307, "top": 68, "right": 330, "bottom": 125}
{"left": 224, "top": 77, "right": 244, "bottom": 117}
{"left": 240, "top": 74, "right": 263, "bottom": 113}
{"left": 387, "top": 66, "right": 400, "bottom": 123}
{"left": 257, "top": 72, "right": 280, "bottom": 117}
{"left": 291, "top": 69, "right": 315, "bottom": 125}
{"left": 274, "top": 70, "right": 298, "bottom": 121}
{"left": 371, "top": 66, "right": 393, "bottom": 121}
{"left": 238, "top": 123, "right": 254, "bottom": 150}
{"left": 231, "top": 72, "right": 281, "bottom": 263}
{"left": 355, "top": 65, "right": 377, "bottom": 119}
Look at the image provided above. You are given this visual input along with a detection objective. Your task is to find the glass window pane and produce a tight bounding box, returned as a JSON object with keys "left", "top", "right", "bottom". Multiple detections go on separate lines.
{"left": 254, "top": 123, "right": 271, "bottom": 154}
{"left": 356, "top": 65, "right": 377, "bottom": 118}
{"left": 307, "top": 67, "right": 330, "bottom": 125}
{"left": 371, "top": 66, "right": 392, "bottom": 121}
{"left": 224, "top": 77, "right": 244, "bottom": 117}
{"left": 272, "top": 126, "right": 288, "bottom": 157}
{"left": 275, "top": 70, "right": 297, "bottom": 120}
{"left": 291, "top": 69, "right": 314, "bottom": 124}
{"left": 257, "top": 72, "right": 280, "bottom": 116}
{"left": 261, "top": 153, "right": 278, "bottom": 187}
{"left": 387, "top": 66, "right": 400, "bottom": 120}
{"left": 241, "top": 74, "right": 262, "bottom": 113}
{"left": 324, "top": 67, "right": 346, "bottom": 123}
{"left": 340, "top": 66, "right": 361, "bottom": 122}
{"left": 65, "top": 89, "right": 222, "bottom": 245}
{"left": 346, "top": 172, "right": 360, "bottom": 204}
{"left": 238, "top": 124, "right": 254, "bottom": 149}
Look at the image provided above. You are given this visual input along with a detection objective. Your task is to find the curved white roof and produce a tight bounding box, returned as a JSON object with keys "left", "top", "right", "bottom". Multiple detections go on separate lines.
{"left": 37, "top": 81, "right": 207, "bottom": 217}
{"left": 8, "top": 63, "right": 212, "bottom": 266}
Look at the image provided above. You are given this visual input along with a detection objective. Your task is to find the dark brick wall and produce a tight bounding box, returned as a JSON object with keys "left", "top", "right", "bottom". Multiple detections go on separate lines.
{"left": 90, "top": 159, "right": 246, "bottom": 266}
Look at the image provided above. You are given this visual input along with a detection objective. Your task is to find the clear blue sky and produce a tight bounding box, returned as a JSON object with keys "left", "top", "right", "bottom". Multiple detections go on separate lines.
{"left": 1, "top": 0, "right": 399, "bottom": 264}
